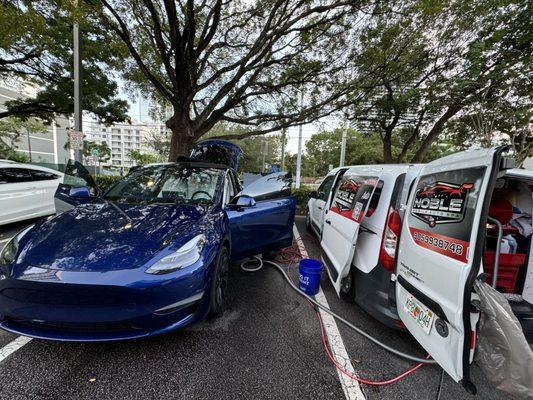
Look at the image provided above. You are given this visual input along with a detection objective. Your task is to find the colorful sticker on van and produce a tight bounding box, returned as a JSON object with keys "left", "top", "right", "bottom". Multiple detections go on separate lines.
{"left": 411, "top": 181, "right": 474, "bottom": 227}
{"left": 330, "top": 176, "right": 377, "bottom": 222}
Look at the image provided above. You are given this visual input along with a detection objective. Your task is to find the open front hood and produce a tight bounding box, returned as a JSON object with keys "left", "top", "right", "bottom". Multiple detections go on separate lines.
{"left": 190, "top": 140, "right": 243, "bottom": 170}
{"left": 19, "top": 202, "right": 206, "bottom": 272}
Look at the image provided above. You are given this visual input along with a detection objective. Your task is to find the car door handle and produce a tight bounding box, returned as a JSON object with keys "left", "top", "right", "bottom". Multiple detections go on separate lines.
{"left": 318, "top": 206, "right": 323, "bottom": 210}
{"left": 325, "top": 219, "right": 331, "bottom": 225}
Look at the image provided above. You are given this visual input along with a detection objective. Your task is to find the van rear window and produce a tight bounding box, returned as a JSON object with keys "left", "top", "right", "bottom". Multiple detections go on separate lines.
{"left": 366, "top": 180, "right": 384, "bottom": 217}
{"left": 407, "top": 167, "right": 486, "bottom": 263}
{"left": 330, "top": 175, "right": 378, "bottom": 222}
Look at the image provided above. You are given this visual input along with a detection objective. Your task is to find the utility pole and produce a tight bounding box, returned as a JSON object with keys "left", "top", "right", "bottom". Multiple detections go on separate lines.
{"left": 261, "top": 139, "right": 268, "bottom": 173}
{"left": 295, "top": 91, "right": 304, "bottom": 188}
{"left": 339, "top": 129, "right": 347, "bottom": 167}
{"left": 73, "top": 0, "right": 83, "bottom": 163}
{"left": 280, "top": 129, "right": 286, "bottom": 171}
{"left": 26, "top": 130, "right": 32, "bottom": 162}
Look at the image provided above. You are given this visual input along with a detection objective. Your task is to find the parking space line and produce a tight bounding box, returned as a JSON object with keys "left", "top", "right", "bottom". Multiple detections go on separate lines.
{"left": 0, "top": 336, "right": 32, "bottom": 363}
{"left": 293, "top": 226, "right": 365, "bottom": 400}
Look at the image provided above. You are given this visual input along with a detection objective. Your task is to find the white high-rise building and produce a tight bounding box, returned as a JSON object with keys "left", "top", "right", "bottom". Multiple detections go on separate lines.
{"left": 84, "top": 119, "right": 165, "bottom": 167}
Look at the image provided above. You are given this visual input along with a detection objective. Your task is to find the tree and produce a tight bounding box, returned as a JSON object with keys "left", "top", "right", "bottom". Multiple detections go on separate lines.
{"left": 129, "top": 150, "right": 158, "bottom": 166}
{"left": 83, "top": 140, "right": 112, "bottom": 164}
{"left": 0, "top": 1, "right": 129, "bottom": 124}
{"left": 83, "top": 0, "right": 358, "bottom": 160}
{"left": 304, "top": 128, "right": 455, "bottom": 176}
{"left": 346, "top": 0, "right": 532, "bottom": 163}
{"left": 0, "top": 117, "right": 46, "bottom": 162}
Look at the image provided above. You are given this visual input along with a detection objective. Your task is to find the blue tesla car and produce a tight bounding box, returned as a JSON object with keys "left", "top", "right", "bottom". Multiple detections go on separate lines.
{"left": 0, "top": 141, "right": 296, "bottom": 341}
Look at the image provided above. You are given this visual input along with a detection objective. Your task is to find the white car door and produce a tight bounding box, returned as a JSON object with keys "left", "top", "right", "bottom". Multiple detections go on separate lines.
{"left": 0, "top": 167, "right": 38, "bottom": 224}
{"left": 28, "top": 168, "right": 62, "bottom": 215}
{"left": 395, "top": 147, "right": 507, "bottom": 390}
{"left": 309, "top": 174, "right": 335, "bottom": 234}
{"left": 321, "top": 172, "right": 381, "bottom": 294}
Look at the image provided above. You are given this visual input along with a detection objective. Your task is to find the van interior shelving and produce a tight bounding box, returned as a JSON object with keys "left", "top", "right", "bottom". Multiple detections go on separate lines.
{"left": 485, "top": 171, "right": 533, "bottom": 342}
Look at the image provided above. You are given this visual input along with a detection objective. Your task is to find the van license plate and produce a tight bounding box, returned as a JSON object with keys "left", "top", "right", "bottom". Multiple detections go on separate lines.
{"left": 404, "top": 296, "right": 434, "bottom": 334}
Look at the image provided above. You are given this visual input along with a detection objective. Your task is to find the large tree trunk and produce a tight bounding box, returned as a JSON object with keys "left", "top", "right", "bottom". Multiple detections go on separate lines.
{"left": 410, "top": 105, "right": 462, "bottom": 163}
{"left": 167, "top": 113, "right": 195, "bottom": 161}
{"left": 382, "top": 130, "right": 393, "bottom": 163}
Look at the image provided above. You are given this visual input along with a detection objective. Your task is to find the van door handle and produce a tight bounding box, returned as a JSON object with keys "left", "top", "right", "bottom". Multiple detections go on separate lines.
{"left": 325, "top": 219, "right": 331, "bottom": 225}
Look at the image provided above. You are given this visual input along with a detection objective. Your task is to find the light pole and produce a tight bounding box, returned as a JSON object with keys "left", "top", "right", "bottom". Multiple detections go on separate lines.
{"left": 339, "top": 129, "right": 347, "bottom": 167}
{"left": 295, "top": 91, "right": 304, "bottom": 188}
{"left": 73, "top": 0, "right": 83, "bottom": 163}
{"left": 280, "top": 129, "right": 286, "bottom": 171}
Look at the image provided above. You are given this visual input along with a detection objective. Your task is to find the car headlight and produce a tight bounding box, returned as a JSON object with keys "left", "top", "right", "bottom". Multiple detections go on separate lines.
{"left": 0, "top": 225, "right": 33, "bottom": 266}
{"left": 145, "top": 234, "right": 206, "bottom": 275}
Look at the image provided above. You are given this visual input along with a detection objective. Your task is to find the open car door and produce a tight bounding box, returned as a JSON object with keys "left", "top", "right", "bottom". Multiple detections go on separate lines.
{"left": 321, "top": 170, "right": 381, "bottom": 294}
{"left": 395, "top": 147, "right": 509, "bottom": 391}
{"left": 226, "top": 171, "right": 295, "bottom": 260}
{"left": 54, "top": 160, "right": 100, "bottom": 213}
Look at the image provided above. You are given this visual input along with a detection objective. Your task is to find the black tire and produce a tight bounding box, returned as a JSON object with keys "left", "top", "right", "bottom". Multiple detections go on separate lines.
{"left": 209, "top": 246, "right": 230, "bottom": 316}
{"left": 339, "top": 267, "right": 356, "bottom": 303}
{"left": 262, "top": 249, "right": 278, "bottom": 260}
{"left": 305, "top": 210, "right": 312, "bottom": 232}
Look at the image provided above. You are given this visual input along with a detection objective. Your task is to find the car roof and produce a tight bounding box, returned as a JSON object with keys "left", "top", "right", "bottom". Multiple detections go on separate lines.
{"left": 343, "top": 163, "right": 424, "bottom": 177}
{"left": 326, "top": 163, "right": 424, "bottom": 176}
{"left": 0, "top": 162, "right": 64, "bottom": 175}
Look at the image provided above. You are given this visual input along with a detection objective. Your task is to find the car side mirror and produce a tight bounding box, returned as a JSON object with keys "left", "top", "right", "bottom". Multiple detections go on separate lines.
{"left": 69, "top": 186, "right": 91, "bottom": 198}
{"left": 309, "top": 190, "right": 318, "bottom": 199}
{"left": 235, "top": 195, "right": 256, "bottom": 207}
{"left": 228, "top": 195, "right": 256, "bottom": 210}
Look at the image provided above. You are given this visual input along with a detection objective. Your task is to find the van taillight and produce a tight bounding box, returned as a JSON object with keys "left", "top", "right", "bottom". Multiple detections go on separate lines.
{"left": 379, "top": 208, "right": 401, "bottom": 272}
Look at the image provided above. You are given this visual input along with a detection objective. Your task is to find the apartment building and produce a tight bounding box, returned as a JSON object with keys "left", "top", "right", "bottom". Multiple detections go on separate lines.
{"left": 84, "top": 119, "right": 164, "bottom": 167}
{"left": 0, "top": 79, "right": 71, "bottom": 164}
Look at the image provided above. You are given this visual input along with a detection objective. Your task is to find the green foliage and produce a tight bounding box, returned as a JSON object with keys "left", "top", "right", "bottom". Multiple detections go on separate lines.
{"left": 291, "top": 186, "right": 312, "bottom": 211}
{"left": 83, "top": 140, "right": 111, "bottom": 163}
{"left": 128, "top": 150, "right": 158, "bottom": 166}
{"left": 94, "top": 174, "right": 122, "bottom": 192}
{"left": 0, "top": 1, "right": 129, "bottom": 123}
{"left": 0, "top": 117, "right": 46, "bottom": 161}
{"left": 347, "top": 0, "right": 532, "bottom": 162}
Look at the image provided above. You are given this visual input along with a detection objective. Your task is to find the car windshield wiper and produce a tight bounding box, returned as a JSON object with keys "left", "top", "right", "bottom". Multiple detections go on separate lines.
{"left": 99, "top": 197, "right": 133, "bottom": 223}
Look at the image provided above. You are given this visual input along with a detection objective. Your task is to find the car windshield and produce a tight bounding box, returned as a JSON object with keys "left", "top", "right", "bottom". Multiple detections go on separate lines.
{"left": 104, "top": 164, "right": 223, "bottom": 205}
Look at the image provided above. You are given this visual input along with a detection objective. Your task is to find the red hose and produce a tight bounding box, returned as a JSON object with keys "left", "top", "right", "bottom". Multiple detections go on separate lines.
{"left": 316, "top": 307, "right": 426, "bottom": 386}
{"left": 276, "top": 240, "right": 428, "bottom": 386}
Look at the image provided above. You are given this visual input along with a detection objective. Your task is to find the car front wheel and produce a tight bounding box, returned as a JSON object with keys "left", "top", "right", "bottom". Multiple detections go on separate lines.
{"left": 209, "top": 246, "right": 230, "bottom": 316}
{"left": 305, "top": 210, "right": 312, "bottom": 231}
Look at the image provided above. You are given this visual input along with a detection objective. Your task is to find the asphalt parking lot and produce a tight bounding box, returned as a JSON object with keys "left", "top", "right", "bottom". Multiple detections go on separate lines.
{"left": 0, "top": 216, "right": 521, "bottom": 399}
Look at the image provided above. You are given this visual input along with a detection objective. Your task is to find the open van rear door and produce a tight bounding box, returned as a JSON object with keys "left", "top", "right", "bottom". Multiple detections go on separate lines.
{"left": 321, "top": 170, "right": 381, "bottom": 294}
{"left": 396, "top": 147, "right": 507, "bottom": 390}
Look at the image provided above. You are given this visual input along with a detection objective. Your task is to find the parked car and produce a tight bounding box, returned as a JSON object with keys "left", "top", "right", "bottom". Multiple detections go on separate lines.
{"left": 0, "top": 141, "right": 296, "bottom": 341}
{"left": 308, "top": 147, "right": 533, "bottom": 389}
{"left": 0, "top": 162, "right": 64, "bottom": 226}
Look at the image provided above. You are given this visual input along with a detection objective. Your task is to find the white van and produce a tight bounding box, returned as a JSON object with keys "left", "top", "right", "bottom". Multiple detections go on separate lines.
{"left": 307, "top": 147, "right": 533, "bottom": 390}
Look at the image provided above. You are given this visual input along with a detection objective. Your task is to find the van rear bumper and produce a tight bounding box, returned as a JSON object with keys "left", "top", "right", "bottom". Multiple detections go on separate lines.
{"left": 354, "top": 264, "right": 405, "bottom": 331}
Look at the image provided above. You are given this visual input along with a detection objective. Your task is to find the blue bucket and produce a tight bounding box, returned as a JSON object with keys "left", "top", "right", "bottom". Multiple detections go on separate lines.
{"left": 299, "top": 258, "right": 323, "bottom": 296}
